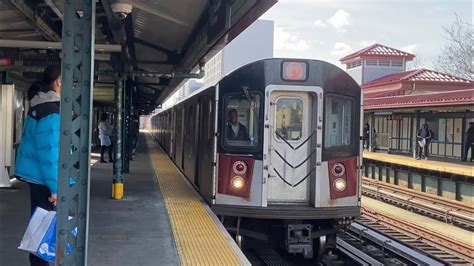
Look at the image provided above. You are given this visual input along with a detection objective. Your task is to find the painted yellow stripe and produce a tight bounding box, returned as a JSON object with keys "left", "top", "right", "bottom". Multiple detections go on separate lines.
{"left": 363, "top": 151, "right": 474, "bottom": 177}
{"left": 146, "top": 136, "right": 244, "bottom": 266}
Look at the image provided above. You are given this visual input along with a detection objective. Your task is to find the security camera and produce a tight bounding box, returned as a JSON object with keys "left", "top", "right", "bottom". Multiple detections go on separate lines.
{"left": 111, "top": 1, "right": 132, "bottom": 20}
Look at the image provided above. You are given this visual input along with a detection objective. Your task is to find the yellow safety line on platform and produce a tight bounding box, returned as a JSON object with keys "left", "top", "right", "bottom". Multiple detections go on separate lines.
{"left": 146, "top": 136, "right": 244, "bottom": 266}
{"left": 363, "top": 152, "right": 474, "bottom": 177}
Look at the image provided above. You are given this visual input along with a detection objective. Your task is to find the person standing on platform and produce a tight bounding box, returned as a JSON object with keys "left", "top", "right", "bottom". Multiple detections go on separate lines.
{"left": 416, "top": 123, "right": 432, "bottom": 160}
{"left": 98, "top": 113, "right": 113, "bottom": 163}
{"left": 363, "top": 123, "right": 370, "bottom": 150}
{"left": 461, "top": 122, "right": 474, "bottom": 162}
{"left": 15, "top": 65, "right": 61, "bottom": 266}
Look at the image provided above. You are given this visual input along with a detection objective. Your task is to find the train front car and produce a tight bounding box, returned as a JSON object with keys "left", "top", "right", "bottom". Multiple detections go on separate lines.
{"left": 213, "top": 58, "right": 362, "bottom": 258}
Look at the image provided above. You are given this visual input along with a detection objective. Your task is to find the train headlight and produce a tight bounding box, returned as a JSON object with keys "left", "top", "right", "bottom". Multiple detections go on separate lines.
{"left": 231, "top": 176, "right": 245, "bottom": 190}
{"left": 332, "top": 163, "right": 345, "bottom": 177}
{"left": 232, "top": 161, "right": 247, "bottom": 175}
{"left": 333, "top": 178, "right": 347, "bottom": 192}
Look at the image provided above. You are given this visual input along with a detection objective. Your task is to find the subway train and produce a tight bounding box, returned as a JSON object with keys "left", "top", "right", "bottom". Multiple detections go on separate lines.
{"left": 150, "top": 58, "right": 362, "bottom": 259}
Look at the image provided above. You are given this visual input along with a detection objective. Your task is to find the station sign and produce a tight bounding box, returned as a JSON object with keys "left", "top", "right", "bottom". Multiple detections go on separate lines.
{"left": 387, "top": 115, "right": 403, "bottom": 120}
{"left": 0, "top": 57, "right": 12, "bottom": 66}
{"left": 208, "top": 0, "right": 231, "bottom": 45}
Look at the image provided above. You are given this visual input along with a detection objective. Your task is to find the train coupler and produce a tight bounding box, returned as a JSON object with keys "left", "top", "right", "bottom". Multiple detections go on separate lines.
{"left": 285, "top": 224, "right": 313, "bottom": 258}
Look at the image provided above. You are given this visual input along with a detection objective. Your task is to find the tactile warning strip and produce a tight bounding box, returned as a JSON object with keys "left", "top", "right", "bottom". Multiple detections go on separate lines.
{"left": 363, "top": 151, "right": 474, "bottom": 177}
{"left": 146, "top": 136, "right": 245, "bottom": 266}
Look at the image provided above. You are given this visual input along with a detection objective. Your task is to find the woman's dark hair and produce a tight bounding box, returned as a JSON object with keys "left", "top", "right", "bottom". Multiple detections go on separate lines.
{"left": 100, "top": 113, "right": 108, "bottom": 122}
{"left": 40, "top": 65, "right": 61, "bottom": 92}
{"left": 27, "top": 81, "right": 43, "bottom": 100}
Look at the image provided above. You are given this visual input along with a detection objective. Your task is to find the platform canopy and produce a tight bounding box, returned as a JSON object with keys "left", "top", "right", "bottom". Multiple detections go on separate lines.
{"left": 0, "top": 0, "right": 276, "bottom": 114}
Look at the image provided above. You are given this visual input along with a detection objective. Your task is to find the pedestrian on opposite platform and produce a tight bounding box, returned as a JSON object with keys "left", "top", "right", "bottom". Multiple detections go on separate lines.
{"left": 416, "top": 123, "right": 432, "bottom": 160}
{"left": 15, "top": 65, "right": 61, "bottom": 266}
{"left": 363, "top": 123, "right": 370, "bottom": 149}
{"left": 98, "top": 113, "right": 113, "bottom": 163}
{"left": 461, "top": 122, "right": 474, "bottom": 162}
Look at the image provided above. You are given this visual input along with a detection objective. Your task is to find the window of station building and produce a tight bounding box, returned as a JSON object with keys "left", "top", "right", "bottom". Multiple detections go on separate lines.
{"left": 324, "top": 96, "right": 353, "bottom": 148}
{"left": 366, "top": 60, "right": 377, "bottom": 66}
{"left": 379, "top": 60, "right": 390, "bottom": 67}
{"left": 347, "top": 61, "right": 362, "bottom": 69}
{"left": 275, "top": 97, "right": 303, "bottom": 141}
{"left": 224, "top": 92, "right": 261, "bottom": 148}
{"left": 391, "top": 60, "right": 403, "bottom": 67}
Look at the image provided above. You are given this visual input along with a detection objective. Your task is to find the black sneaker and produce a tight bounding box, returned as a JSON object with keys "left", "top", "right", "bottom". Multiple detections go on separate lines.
{"left": 109, "top": 159, "right": 114, "bottom": 163}
{"left": 100, "top": 159, "right": 107, "bottom": 163}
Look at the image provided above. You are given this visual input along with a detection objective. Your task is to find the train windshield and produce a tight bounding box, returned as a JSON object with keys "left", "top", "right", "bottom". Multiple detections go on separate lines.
{"left": 324, "top": 96, "right": 353, "bottom": 148}
{"left": 224, "top": 93, "right": 261, "bottom": 148}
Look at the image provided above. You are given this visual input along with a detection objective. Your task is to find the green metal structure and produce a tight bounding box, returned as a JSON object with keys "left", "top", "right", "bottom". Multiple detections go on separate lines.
{"left": 56, "top": 0, "right": 95, "bottom": 264}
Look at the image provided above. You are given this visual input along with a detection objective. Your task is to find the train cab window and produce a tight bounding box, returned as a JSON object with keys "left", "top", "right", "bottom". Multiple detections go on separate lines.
{"left": 324, "top": 96, "right": 353, "bottom": 148}
{"left": 224, "top": 93, "right": 261, "bottom": 148}
{"left": 275, "top": 97, "right": 303, "bottom": 141}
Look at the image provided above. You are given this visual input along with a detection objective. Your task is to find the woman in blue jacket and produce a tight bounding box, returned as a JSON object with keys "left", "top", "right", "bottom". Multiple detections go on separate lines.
{"left": 16, "top": 65, "right": 61, "bottom": 266}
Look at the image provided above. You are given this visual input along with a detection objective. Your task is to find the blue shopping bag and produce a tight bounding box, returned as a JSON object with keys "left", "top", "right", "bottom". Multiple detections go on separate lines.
{"left": 18, "top": 207, "right": 57, "bottom": 262}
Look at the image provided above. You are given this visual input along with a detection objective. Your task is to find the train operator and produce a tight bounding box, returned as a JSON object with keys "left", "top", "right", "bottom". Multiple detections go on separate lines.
{"left": 226, "top": 109, "right": 249, "bottom": 141}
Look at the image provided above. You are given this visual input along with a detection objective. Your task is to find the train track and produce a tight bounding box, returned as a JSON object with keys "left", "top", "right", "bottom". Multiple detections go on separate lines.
{"left": 349, "top": 207, "right": 474, "bottom": 265}
{"left": 362, "top": 177, "right": 474, "bottom": 230}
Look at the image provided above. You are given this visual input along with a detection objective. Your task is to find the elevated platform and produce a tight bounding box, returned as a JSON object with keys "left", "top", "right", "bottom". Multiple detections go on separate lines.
{"left": 0, "top": 134, "right": 247, "bottom": 265}
{"left": 146, "top": 135, "right": 249, "bottom": 266}
{"left": 0, "top": 134, "right": 180, "bottom": 265}
{"left": 363, "top": 151, "right": 474, "bottom": 177}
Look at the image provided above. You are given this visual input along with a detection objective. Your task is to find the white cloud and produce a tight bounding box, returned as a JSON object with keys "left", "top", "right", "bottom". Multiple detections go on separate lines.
{"left": 313, "top": 20, "right": 327, "bottom": 28}
{"left": 274, "top": 27, "right": 311, "bottom": 52}
{"left": 328, "top": 9, "right": 351, "bottom": 29}
{"left": 359, "top": 40, "right": 377, "bottom": 47}
{"left": 401, "top": 44, "right": 419, "bottom": 54}
{"left": 330, "top": 42, "right": 352, "bottom": 56}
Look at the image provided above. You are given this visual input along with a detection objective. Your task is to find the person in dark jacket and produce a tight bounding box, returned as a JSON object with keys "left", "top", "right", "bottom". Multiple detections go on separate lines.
{"left": 461, "top": 122, "right": 474, "bottom": 162}
{"left": 416, "top": 123, "right": 432, "bottom": 160}
{"left": 363, "top": 123, "right": 370, "bottom": 149}
{"left": 15, "top": 65, "right": 61, "bottom": 266}
{"left": 225, "top": 109, "right": 249, "bottom": 141}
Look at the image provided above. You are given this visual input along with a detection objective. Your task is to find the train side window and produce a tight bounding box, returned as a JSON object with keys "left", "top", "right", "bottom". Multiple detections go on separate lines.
{"left": 324, "top": 96, "right": 353, "bottom": 148}
{"left": 275, "top": 97, "right": 303, "bottom": 141}
{"left": 224, "top": 93, "right": 261, "bottom": 148}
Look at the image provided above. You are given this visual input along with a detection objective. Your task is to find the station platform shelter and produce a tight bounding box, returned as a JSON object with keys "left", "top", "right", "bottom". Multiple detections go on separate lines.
{"left": 1, "top": 133, "right": 249, "bottom": 265}
{"left": 339, "top": 44, "right": 474, "bottom": 204}
{"left": 0, "top": 0, "right": 277, "bottom": 264}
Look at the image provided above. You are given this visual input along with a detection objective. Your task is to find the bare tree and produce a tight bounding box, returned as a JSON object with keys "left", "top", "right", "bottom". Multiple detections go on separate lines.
{"left": 407, "top": 53, "right": 432, "bottom": 70}
{"left": 434, "top": 15, "right": 473, "bottom": 79}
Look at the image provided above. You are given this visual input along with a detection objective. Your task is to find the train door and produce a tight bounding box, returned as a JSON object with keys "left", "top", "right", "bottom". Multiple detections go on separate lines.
{"left": 0, "top": 84, "right": 15, "bottom": 187}
{"left": 266, "top": 88, "right": 317, "bottom": 204}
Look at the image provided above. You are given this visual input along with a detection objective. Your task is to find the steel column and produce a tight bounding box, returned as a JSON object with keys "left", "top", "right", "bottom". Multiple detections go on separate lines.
{"left": 122, "top": 79, "right": 132, "bottom": 173}
{"left": 369, "top": 113, "right": 375, "bottom": 152}
{"left": 112, "top": 75, "right": 124, "bottom": 199}
{"left": 56, "top": 0, "right": 95, "bottom": 264}
{"left": 413, "top": 110, "right": 421, "bottom": 158}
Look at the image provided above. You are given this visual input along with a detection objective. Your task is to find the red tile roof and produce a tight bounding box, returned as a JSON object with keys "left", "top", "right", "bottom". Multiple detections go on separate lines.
{"left": 364, "top": 89, "right": 474, "bottom": 110}
{"left": 362, "top": 68, "right": 473, "bottom": 88}
{"left": 340, "top": 43, "right": 415, "bottom": 63}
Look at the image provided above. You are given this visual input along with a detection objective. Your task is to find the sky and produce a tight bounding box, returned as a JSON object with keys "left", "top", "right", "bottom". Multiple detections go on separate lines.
{"left": 259, "top": 0, "right": 472, "bottom": 69}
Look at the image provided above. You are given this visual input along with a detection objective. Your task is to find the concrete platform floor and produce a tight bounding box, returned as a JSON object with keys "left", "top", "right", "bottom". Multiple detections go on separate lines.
{"left": 0, "top": 134, "right": 179, "bottom": 265}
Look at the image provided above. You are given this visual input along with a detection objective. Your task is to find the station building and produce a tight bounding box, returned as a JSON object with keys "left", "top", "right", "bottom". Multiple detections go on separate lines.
{"left": 341, "top": 43, "right": 473, "bottom": 160}
{"left": 340, "top": 44, "right": 473, "bottom": 203}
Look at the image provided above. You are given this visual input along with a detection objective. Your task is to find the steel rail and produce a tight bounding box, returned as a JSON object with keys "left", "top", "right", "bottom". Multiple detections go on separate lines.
{"left": 363, "top": 177, "right": 472, "bottom": 212}
{"left": 362, "top": 177, "right": 474, "bottom": 229}
{"left": 362, "top": 207, "right": 474, "bottom": 263}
